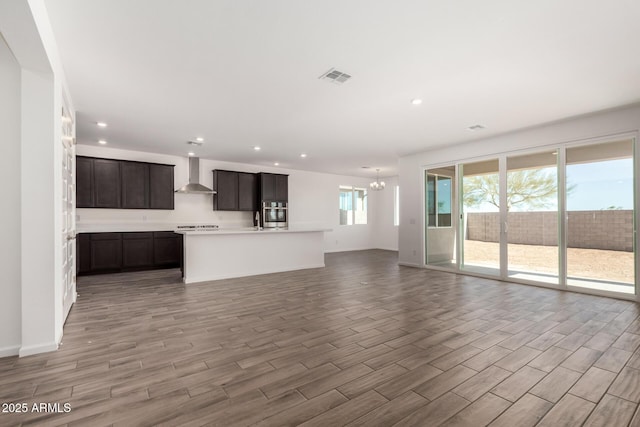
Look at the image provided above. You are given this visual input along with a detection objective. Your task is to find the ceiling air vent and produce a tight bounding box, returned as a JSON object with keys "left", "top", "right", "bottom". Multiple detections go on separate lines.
{"left": 187, "top": 140, "right": 203, "bottom": 146}
{"left": 467, "top": 124, "right": 486, "bottom": 131}
{"left": 319, "top": 68, "right": 352, "bottom": 84}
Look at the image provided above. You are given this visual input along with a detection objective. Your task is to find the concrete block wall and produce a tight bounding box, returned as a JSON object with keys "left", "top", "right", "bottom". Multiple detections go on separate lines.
{"left": 466, "top": 210, "right": 633, "bottom": 252}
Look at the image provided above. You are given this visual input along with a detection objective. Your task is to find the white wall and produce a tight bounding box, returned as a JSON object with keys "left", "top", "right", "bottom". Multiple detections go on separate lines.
{"left": 372, "top": 175, "right": 399, "bottom": 251}
{"left": 76, "top": 145, "right": 380, "bottom": 253}
{"left": 398, "top": 104, "right": 640, "bottom": 267}
{"left": 0, "top": 35, "right": 23, "bottom": 357}
{"left": 0, "top": 0, "right": 74, "bottom": 357}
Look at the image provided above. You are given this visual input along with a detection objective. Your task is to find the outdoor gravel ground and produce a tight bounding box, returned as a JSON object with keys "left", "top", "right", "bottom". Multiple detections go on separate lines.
{"left": 464, "top": 240, "right": 634, "bottom": 284}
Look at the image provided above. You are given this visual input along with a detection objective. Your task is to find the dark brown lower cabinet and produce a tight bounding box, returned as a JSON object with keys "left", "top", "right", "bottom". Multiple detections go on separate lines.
{"left": 153, "top": 231, "right": 182, "bottom": 266}
{"left": 90, "top": 233, "right": 122, "bottom": 271}
{"left": 77, "top": 231, "right": 182, "bottom": 275}
{"left": 122, "top": 232, "right": 154, "bottom": 268}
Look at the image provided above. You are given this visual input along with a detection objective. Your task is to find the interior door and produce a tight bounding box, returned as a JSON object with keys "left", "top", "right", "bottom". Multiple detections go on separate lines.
{"left": 62, "top": 106, "right": 76, "bottom": 320}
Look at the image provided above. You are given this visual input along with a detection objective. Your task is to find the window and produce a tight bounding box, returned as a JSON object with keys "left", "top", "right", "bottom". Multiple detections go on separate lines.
{"left": 426, "top": 173, "right": 452, "bottom": 227}
{"left": 339, "top": 186, "right": 367, "bottom": 225}
{"left": 394, "top": 185, "right": 400, "bottom": 226}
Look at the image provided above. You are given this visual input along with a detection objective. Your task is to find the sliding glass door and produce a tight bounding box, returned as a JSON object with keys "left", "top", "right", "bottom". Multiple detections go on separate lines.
{"left": 506, "top": 151, "right": 559, "bottom": 284}
{"left": 424, "top": 137, "right": 637, "bottom": 297}
{"left": 460, "top": 159, "right": 501, "bottom": 276}
{"left": 565, "top": 140, "right": 635, "bottom": 294}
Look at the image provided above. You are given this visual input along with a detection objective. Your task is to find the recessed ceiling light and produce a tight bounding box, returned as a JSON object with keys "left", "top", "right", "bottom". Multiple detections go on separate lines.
{"left": 195, "top": 137, "right": 204, "bottom": 142}
{"left": 98, "top": 140, "right": 107, "bottom": 145}
{"left": 254, "top": 146, "right": 261, "bottom": 151}
{"left": 274, "top": 162, "right": 279, "bottom": 166}
{"left": 467, "top": 124, "right": 486, "bottom": 131}
{"left": 361, "top": 166, "right": 371, "bottom": 169}
{"left": 300, "top": 153, "right": 307, "bottom": 158}
{"left": 411, "top": 99, "right": 423, "bottom": 105}
{"left": 188, "top": 152, "right": 195, "bottom": 156}
{"left": 96, "top": 122, "right": 107, "bottom": 127}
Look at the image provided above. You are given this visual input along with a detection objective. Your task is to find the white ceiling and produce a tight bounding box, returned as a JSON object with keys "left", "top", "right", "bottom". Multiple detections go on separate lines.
{"left": 44, "top": 0, "right": 640, "bottom": 178}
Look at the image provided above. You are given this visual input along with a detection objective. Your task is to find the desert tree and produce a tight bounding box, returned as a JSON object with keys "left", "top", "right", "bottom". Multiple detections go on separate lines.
{"left": 463, "top": 169, "right": 562, "bottom": 211}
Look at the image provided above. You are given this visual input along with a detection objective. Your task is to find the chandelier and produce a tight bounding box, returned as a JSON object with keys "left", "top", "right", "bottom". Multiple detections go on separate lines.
{"left": 369, "top": 168, "right": 385, "bottom": 191}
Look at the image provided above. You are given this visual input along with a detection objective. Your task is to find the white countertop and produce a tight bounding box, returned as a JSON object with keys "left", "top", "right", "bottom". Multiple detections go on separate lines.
{"left": 76, "top": 223, "right": 330, "bottom": 235}
{"left": 176, "top": 227, "right": 331, "bottom": 236}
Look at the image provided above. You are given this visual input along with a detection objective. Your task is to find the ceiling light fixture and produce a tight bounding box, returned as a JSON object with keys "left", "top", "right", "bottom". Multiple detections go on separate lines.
{"left": 195, "top": 137, "right": 204, "bottom": 142}
{"left": 98, "top": 140, "right": 107, "bottom": 145}
{"left": 300, "top": 153, "right": 307, "bottom": 158}
{"left": 254, "top": 146, "right": 261, "bottom": 151}
{"left": 370, "top": 169, "right": 386, "bottom": 191}
{"left": 274, "top": 162, "right": 279, "bottom": 166}
{"left": 411, "top": 99, "right": 423, "bottom": 105}
{"left": 96, "top": 122, "right": 107, "bottom": 127}
{"left": 188, "top": 151, "right": 195, "bottom": 156}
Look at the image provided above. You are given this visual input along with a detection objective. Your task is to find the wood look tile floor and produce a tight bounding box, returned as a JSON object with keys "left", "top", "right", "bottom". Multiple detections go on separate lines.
{"left": 2, "top": 249, "right": 640, "bottom": 426}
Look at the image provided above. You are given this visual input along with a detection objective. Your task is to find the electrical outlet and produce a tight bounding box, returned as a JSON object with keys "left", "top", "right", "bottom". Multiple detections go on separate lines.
{"left": 335, "top": 240, "right": 339, "bottom": 245}
{"left": 413, "top": 250, "right": 417, "bottom": 256}
{"left": 76, "top": 215, "right": 80, "bottom": 221}
{"left": 142, "top": 215, "right": 147, "bottom": 221}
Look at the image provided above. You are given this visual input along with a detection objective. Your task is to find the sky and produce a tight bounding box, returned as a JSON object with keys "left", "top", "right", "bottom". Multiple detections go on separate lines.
{"left": 567, "top": 158, "right": 633, "bottom": 211}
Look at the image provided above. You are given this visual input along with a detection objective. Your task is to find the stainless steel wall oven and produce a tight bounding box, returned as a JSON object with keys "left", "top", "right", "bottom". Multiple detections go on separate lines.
{"left": 262, "top": 201, "right": 288, "bottom": 228}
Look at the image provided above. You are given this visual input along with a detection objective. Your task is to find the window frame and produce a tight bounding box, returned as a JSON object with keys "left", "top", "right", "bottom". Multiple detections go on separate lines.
{"left": 427, "top": 173, "right": 452, "bottom": 228}
{"left": 339, "top": 185, "right": 368, "bottom": 225}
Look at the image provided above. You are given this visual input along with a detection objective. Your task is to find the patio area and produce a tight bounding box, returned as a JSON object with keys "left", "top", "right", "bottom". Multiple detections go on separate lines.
{"left": 463, "top": 240, "right": 635, "bottom": 292}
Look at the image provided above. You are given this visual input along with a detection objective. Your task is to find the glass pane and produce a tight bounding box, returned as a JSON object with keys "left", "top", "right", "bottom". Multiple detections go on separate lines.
{"left": 461, "top": 159, "right": 500, "bottom": 276}
{"left": 426, "top": 166, "right": 457, "bottom": 270}
{"left": 354, "top": 188, "right": 367, "bottom": 225}
{"left": 339, "top": 187, "right": 352, "bottom": 225}
{"left": 507, "top": 150, "right": 559, "bottom": 284}
{"left": 566, "top": 140, "right": 635, "bottom": 294}
{"left": 437, "top": 176, "right": 452, "bottom": 227}
{"left": 394, "top": 186, "right": 400, "bottom": 226}
{"left": 427, "top": 174, "right": 436, "bottom": 227}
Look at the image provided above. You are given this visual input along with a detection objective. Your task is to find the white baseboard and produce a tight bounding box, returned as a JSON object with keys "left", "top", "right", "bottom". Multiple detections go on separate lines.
{"left": 398, "top": 262, "right": 422, "bottom": 268}
{"left": 375, "top": 247, "right": 399, "bottom": 252}
{"left": 0, "top": 345, "right": 20, "bottom": 358}
{"left": 324, "top": 247, "right": 374, "bottom": 253}
{"left": 19, "top": 342, "right": 59, "bottom": 357}
{"left": 184, "top": 263, "right": 326, "bottom": 284}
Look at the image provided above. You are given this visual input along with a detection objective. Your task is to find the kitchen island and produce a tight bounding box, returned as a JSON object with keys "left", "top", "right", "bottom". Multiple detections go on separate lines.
{"left": 175, "top": 228, "right": 329, "bottom": 284}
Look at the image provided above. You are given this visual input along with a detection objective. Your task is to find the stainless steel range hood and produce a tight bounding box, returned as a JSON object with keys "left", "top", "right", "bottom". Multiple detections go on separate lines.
{"left": 175, "top": 157, "right": 216, "bottom": 194}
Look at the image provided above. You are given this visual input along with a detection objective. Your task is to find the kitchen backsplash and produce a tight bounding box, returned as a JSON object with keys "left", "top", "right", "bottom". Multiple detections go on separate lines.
{"left": 76, "top": 193, "right": 254, "bottom": 228}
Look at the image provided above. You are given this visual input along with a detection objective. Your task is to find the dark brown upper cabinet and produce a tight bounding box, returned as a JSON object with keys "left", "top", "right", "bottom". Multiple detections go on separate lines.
{"left": 76, "top": 156, "right": 174, "bottom": 210}
{"left": 213, "top": 170, "right": 240, "bottom": 211}
{"left": 149, "top": 164, "right": 175, "bottom": 209}
{"left": 238, "top": 172, "right": 258, "bottom": 211}
{"left": 93, "top": 159, "right": 121, "bottom": 208}
{"left": 76, "top": 156, "right": 94, "bottom": 207}
{"left": 275, "top": 174, "right": 288, "bottom": 201}
{"left": 259, "top": 172, "right": 288, "bottom": 202}
{"left": 212, "top": 170, "right": 258, "bottom": 211}
{"left": 121, "top": 162, "right": 149, "bottom": 209}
